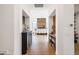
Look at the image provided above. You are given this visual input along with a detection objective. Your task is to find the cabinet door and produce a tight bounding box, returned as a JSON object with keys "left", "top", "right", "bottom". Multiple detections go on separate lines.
{"left": 22, "top": 33, "right": 27, "bottom": 54}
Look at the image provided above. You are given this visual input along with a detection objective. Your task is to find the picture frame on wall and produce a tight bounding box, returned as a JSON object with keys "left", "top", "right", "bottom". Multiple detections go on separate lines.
{"left": 37, "top": 18, "right": 46, "bottom": 29}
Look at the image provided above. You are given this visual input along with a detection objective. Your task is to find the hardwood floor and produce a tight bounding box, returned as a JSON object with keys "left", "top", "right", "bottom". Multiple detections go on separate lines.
{"left": 27, "top": 35, "right": 55, "bottom": 55}
{"left": 75, "top": 43, "right": 79, "bottom": 55}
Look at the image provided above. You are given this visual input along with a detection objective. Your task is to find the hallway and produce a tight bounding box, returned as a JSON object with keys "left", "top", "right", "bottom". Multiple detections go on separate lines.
{"left": 0, "top": 4, "right": 75, "bottom": 55}
{"left": 27, "top": 35, "right": 55, "bottom": 55}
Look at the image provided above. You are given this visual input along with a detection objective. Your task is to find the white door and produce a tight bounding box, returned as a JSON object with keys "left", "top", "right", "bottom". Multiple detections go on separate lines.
{"left": 56, "top": 4, "right": 74, "bottom": 55}
{"left": 63, "top": 5, "right": 74, "bottom": 55}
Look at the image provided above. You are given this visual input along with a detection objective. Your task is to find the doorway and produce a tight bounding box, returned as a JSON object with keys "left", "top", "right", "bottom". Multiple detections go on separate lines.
{"left": 27, "top": 17, "right": 55, "bottom": 55}
{"left": 22, "top": 10, "right": 31, "bottom": 55}
{"left": 49, "top": 10, "right": 56, "bottom": 54}
{"left": 27, "top": 18, "right": 55, "bottom": 55}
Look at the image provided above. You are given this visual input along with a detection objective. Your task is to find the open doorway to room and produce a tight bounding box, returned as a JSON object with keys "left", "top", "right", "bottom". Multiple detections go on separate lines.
{"left": 49, "top": 10, "right": 56, "bottom": 55}
{"left": 74, "top": 4, "right": 79, "bottom": 55}
{"left": 22, "top": 4, "right": 56, "bottom": 55}
{"left": 27, "top": 17, "right": 55, "bottom": 55}
{"left": 22, "top": 10, "right": 32, "bottom": 55}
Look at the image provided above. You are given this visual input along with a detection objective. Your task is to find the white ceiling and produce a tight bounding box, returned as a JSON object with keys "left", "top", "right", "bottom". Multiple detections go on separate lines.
{"left": 24, "top": 4, "right": 56, "bottom": 9}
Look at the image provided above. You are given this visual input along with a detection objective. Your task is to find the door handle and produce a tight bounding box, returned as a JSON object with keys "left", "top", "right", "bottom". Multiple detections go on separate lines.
{"left": 70, "top": 24, "right": 73, "bottom": 27}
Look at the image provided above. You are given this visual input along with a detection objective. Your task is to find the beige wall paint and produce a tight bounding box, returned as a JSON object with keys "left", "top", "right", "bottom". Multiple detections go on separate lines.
{"left": 0, "top": 5, "right": 15, "bottom": 54}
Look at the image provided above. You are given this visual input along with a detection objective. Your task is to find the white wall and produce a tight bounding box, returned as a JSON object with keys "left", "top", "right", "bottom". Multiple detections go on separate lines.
{"left": 13, "top": 4, "right": 31, "bottom": 55}
{"left": 0, "top": 4, "right": 23, "bottom": 55}
{"left": 56, "top": 4, "right": 74, "bottom": 55}
{"left": 13, "top": 5, "right": 23, "bottom": 55}
{"left": 0, "top": 5, "right": 15, "bottom": 54}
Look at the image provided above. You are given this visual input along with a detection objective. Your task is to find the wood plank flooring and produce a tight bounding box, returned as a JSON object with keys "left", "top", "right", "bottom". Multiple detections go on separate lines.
{"left": 27, "top": 35, "right": 55, "bottom": 55}
{"left": 75, "top": 43, "right": 79, "bottom": 55}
